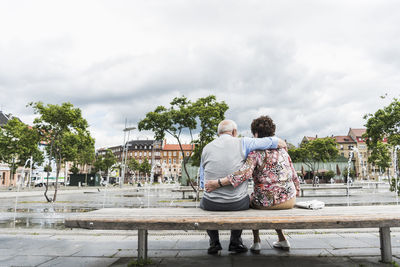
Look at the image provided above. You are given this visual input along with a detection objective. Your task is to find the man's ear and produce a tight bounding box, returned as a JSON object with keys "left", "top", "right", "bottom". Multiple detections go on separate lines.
{"left": 232, "top": 129, "right": 237, "bottom": 137}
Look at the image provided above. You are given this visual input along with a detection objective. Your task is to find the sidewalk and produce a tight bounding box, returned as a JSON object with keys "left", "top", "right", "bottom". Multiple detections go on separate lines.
{"left": 0, "top": 229, "right": 399, "bottom": 266}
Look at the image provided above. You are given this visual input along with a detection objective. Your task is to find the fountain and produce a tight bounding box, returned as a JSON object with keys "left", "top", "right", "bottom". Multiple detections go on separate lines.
{"left": 345, "top": 147, "right": 363, "bottom": 205}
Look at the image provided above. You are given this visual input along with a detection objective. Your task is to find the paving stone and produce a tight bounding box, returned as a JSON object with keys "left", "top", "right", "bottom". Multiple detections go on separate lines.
{"left": 349, "top": 256, "right": 398, "bottom": 266}
{"left": 285, "top": 234, "right": 333, "bottom": 249}
{"left": 327, "top": 247, "right": 381, "bottom": 257}
{"left": 72, "top": 246, "right": 120, "bottom": 257}
{"left": 0, "top": 248, "right": 18, "bottom": 256}
{"left": 38, "top": 256, "right": 119, "bottom": 267}
{"left": 0, "top": 255, "right": 55, "bottom": 267}
{"left": 157, "top": 256, "right": 233, "bottom": 267}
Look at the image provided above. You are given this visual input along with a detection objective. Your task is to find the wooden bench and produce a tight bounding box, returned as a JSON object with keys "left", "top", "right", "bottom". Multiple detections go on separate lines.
{"left": 172, "top": 188, "right": 203, "bottom": 199}
{"left": 65, "top": 206, "right": 400, "bottom": 263}
{"left": 300, "top": 186, "right": 362, "bottom": 197}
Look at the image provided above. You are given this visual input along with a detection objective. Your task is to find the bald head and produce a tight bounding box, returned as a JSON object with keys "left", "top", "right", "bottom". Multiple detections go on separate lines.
{"left": 218, "top": 120, "right": 238, "bottom": 136}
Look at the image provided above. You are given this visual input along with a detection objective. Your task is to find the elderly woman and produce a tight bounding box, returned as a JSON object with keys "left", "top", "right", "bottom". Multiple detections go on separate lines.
{"left": 205, "top": 115, "right": 300, "bottom": 252}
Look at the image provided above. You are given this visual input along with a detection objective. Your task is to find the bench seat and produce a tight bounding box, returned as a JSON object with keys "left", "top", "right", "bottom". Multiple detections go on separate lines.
{"left": 65, "top": 206, "right": 400, "bottom": 263}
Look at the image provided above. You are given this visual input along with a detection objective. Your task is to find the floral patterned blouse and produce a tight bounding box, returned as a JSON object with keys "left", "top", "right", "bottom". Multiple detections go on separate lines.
{"left": 227, "top": 148, "right": 300, "bottom": 208}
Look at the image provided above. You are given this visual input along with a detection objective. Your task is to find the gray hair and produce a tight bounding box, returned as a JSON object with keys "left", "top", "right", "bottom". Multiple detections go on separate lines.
{"left": 217, "top": 120, "right": 237, "bottom": 135}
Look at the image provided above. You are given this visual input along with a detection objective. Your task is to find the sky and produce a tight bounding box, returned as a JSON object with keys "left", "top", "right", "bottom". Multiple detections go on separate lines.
{"left": 1, "top": 0, "right": 399, "bottom": 149}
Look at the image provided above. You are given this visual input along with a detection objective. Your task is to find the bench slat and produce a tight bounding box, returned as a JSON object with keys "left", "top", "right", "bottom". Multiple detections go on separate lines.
{"left": 65, "top": 206, "right": 400, "bottom": 230}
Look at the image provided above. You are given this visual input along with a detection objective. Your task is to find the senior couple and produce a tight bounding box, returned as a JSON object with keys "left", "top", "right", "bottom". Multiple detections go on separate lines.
{"left": 200, "top": 116, "right": 300, "bottom": 254}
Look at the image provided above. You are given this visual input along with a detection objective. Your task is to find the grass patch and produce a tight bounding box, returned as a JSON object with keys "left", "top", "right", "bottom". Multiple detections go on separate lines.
{"left": 127, "top": 258, "right": 153, "bottom": 266}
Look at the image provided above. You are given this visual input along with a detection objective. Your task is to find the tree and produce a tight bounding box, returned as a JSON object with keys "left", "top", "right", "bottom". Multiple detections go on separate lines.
{"left": 138, "top": 95, "right": 228, "bottom": 193}
{"left": 29, "top": 102, "right": 94, "bottom": 202}
{"left": 139, "top": 158, "right": 152, "bottom": 181}
{"left": 94, "top": 149, "right": 117, "bottom": 184}
{"left": 0, "top": 118, "right": 43, "bottom": 186}
{"left": 368, "top": 141, "right": 391, "bottom": 176}
{"left": 127, "top": 158, "right": 140, "bottom": 182}
{"left": 289, "top": 137, "right": 339, "bottom": 186}
{"left": 364, "top": 97, "right": 400, "bottom": 194}
{"left": 190, "top": 95, "right": 229, "bottom": 166}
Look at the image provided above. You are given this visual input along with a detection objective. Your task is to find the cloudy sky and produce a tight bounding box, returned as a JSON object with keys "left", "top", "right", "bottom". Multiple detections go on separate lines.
{"left": 1, "top": 0, "right": 399, "bottom": 148}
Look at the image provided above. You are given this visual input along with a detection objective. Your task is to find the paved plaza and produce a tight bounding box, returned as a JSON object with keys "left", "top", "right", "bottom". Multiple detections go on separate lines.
{"left": 0, "top": 185, "right": 399, "bottom": 266}
{"left": 0, "top": 228, "right": 399, "bottom": 266}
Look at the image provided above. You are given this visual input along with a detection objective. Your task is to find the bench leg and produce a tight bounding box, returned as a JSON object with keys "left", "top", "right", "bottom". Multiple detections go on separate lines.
{"left": 138, "top": 229, "right": 148, "bottom": 261}
{"left": 379, "top": 227, "right": 392, "bottom": 263}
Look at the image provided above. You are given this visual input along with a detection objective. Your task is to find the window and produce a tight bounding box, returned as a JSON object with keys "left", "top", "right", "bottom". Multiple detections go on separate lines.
{"left": 149, "top": 152, "right": 152, "bottom": 156}
{"left": 163, "top": 159, "right": 166, "bottom": 163}
{"left": 139, "top": 159, "right": 142, "bottom": 163}
{"left": 168, "top": 152, "right": 172, "bottom": 156}
{"left": 135, "top": 146, "right": 137, "bottom": 149}
{"left": 340, "top": 145, "right": 343, "bottom": 150}
{"left": 173, "top": 151, "right": 176, "bottom": 156}
{"left": 139, "top": 152, "right": 142, "bottom": 156}
{"left": 144, "top": 151, "right": 147, "bottom": 156}
{"left": 173, "top": 159, "right": 176, "bottom": 163}
{"left": 134, "top": 152, "right": 137, "bottom": 156}
{"left": 164, "top": 152, "right": 167, "bottom": 156}
{"left": 169, "top": 159, "right": 171, "bottom": 164}
{"left": 186, "top": 152, "right": 189, "bottom": 156}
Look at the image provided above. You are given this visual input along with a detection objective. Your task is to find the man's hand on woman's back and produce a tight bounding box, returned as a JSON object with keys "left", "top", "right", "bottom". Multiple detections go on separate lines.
{"left": 277, "top": 138, "right": 287, "bottom": 150}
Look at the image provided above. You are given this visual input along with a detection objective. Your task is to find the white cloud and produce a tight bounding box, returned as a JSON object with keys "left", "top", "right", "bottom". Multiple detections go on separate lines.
{"left": 0, "top": 0, "right": 399, "bottom": 148}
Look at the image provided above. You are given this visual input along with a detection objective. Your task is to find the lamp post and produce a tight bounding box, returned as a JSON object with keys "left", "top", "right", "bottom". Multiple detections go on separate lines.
{"left": 121, "top": 125, "right": 136, "bottom": 188}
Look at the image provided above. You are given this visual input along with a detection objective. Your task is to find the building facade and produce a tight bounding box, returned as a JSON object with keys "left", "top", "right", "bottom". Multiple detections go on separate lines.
{"left": 102, "top": 139, "right": 195, "bottom": 183}
{"left": 301, "top": 128, "right": 396, "bottom": 181}
{"left": 161, "top": 142, "right": 194, "bottom": 181}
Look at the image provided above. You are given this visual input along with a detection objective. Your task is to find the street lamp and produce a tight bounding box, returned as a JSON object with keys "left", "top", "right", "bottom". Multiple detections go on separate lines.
{"left": 121, "top": 126, "right": 136, "bottom": 188}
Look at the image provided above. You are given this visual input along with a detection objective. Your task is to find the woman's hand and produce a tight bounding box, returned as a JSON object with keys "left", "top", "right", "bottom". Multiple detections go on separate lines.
{"left": 205, "top": 180, "right": 219, "bottom": 192}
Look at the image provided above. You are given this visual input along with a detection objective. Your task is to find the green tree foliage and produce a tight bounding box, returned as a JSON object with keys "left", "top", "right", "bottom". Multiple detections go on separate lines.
{"left": 343, "top": 166, "right": 356, "bottom": 182}
{"left": 29, "top": 102, "right": 94, "bottom": 202}
{"left": 127, "top": 158, "right": 140, "bottom": 173}
{"left": 138, "top": 95, "right": 228, "bottom": 192}
{"left": 364, "top": 97, "right": 400, "bottom": 194}
{"left": 368, "top": 141, "right": 391, "bottom": 172}
{"left": 288, "top": 137, "right": 339, "bottom": 186}
{"left": 0, "top": 118, "right": 44, "bottom": 184}
{"left": 364, "top": 97, "right": 400, "bottom": 148}
{"left": 94, "top": 149, "right": 117, "bottom": 182}
{"left": 139, "top": 158, "right": 152, "bottom": 178}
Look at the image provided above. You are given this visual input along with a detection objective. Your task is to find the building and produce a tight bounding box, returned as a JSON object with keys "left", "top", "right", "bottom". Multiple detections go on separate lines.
{"left": 300, "top": 128, "right": 396, "bottom": 181}
{"left": 333, "top": 135, "right": 357, "bottom": 159}
{"left": 124, "top": 139, "right": 162, "bottom": 181}
{"left": 161, "top": 142, "right": 194, "bottom": 181}
{"left": 103, "top": 139, "right": 195, "bottom": 183}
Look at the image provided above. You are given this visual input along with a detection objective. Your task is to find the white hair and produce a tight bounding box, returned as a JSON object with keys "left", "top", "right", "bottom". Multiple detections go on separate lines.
{"left": 217, "top": 119, "right": 237, "bottom": 135}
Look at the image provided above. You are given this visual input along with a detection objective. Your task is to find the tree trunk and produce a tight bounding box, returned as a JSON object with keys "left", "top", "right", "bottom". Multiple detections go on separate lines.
{"left": 53, "top": 156, "right": 61, "bottom": 202}
{"left": 176, "top": 139, "right": 197, "bottom": 197}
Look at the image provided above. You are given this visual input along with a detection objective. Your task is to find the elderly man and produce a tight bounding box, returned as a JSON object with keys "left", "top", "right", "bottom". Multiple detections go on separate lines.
{"left": 200, "top": 119, "right": 286, "bottom": 254}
